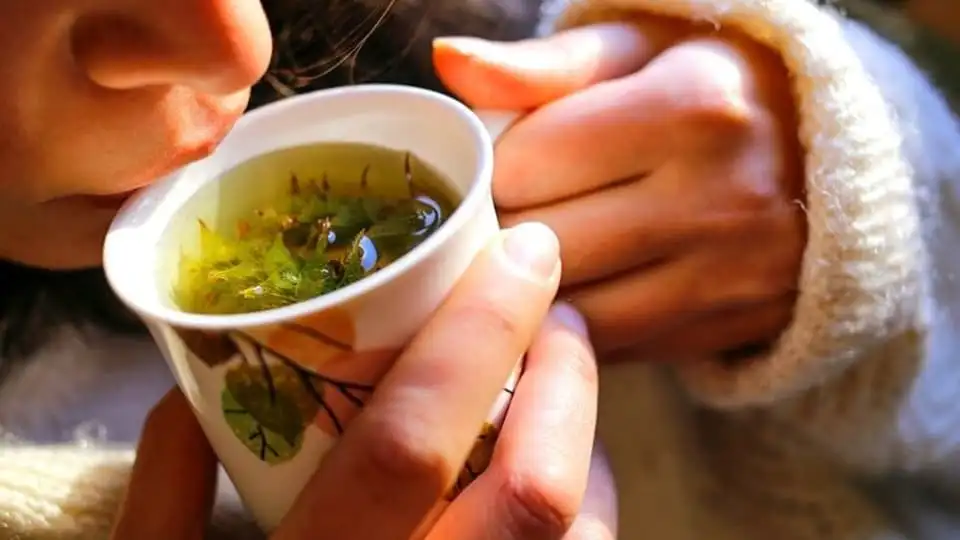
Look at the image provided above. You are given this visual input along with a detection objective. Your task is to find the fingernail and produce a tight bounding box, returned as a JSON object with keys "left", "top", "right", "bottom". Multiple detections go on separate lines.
{"left": 549, "top": 302, "right": 589, "bottom": 338}
{"left": 435, "top": 37, "right": 539, "bottom": 71}
{"left": 435, "top": 37, "right": 504, "bottom": 60}
{"left": 500, "top": 222, "right": 559, "bottom": 281}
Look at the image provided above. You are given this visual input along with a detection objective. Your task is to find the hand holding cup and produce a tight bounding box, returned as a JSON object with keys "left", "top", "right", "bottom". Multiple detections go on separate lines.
{"left": 103, "top": 86, "right": 586, "bottom": 531}
{"left": 111, "top": 227, "right": 617, "bottom": 539}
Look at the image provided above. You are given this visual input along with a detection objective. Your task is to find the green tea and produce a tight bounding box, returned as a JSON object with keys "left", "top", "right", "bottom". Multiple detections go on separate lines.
{"left": 172, "top": 142, "right": 460, "bottom": 315}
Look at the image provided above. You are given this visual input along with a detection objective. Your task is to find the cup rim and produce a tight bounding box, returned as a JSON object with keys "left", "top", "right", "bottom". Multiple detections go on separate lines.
{"left": 103, "top": 84, "right": 495, "bottom": 330}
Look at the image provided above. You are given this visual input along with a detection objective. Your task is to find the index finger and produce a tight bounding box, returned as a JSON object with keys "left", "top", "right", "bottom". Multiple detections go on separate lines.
{"left": 275, "top": 223, "right": 562, "bottom": 540}
{"left": 433, "top": 22, "right": 665, "bottom": 111}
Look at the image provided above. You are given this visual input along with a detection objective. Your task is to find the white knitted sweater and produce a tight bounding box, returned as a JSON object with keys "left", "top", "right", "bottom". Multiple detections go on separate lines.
{"left": 3, "top": 0, "right": 960, "bottom": 539}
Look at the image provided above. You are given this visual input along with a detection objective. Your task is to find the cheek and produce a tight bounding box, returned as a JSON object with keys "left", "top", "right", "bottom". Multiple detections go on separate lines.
{"left": 0, "top": 10, "right": 67, "bottom": 202}
{"left": 0, "top": 5, "right": 250, "bottom": 204}
{"left": 15, "top": 84, "right": 246, "bottom": 201}
{"left": 0, "top": 86, "right": 145, "bottom": 202}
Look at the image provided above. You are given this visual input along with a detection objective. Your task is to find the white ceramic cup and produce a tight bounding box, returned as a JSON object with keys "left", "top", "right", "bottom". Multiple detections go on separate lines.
{"left": 103, "top": 84, "right": 519, "bottom": 531}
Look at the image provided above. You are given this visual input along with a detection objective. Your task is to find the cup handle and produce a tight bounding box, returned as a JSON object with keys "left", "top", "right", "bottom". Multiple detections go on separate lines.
{"left": 475, "top": 110, "right": 522, "bottom": 143}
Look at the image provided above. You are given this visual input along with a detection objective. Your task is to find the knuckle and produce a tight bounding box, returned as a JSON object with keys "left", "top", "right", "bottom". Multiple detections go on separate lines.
{"left": 687, "top": 71, "right": 752, "bottom": 130}
{"left": 731, "top": 120, "right": 799, "bottom": 212}
{"left": 355, "top": 422, "right": 451, "bottom": 495}
{"left": 733, "top": 175, "right": 784, "bottom": 212}
{"left": 709, "top": 151, "right": 789, "bottom": 214}
{"left": 500, "top": 470, "right": 580, "bottom": 539}
{"left": 688, "top": 96, "right": 753, "bottom": 139}
{"left": 451, "top": 299, "right": 525, "bottom": 345}
{"left": 669, "top": 43, "right": 756, "bottom": 138}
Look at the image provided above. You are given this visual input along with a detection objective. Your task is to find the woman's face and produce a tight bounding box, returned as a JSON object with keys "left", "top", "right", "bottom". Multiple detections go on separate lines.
{"left": 0, "top": 0, "right": 272, "bottom": 269}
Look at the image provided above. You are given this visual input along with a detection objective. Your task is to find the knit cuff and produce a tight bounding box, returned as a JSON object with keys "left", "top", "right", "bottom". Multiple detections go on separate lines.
{"left": 0, "top": 447, "right": 133, "bottom": 539}
{"left": 542, "top": 0, "right": 927, "bottom": 408}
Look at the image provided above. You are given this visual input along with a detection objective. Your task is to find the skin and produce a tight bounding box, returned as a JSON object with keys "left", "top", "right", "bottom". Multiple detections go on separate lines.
{"left": 0, "top": 4, "right": 804, "bottom": 358}
{"left": 3, "top": 1, "right": 804, "bottom": 536}
{"left": 2, "top": 2, "right": 616, "bottom": 536}
{"left": 113, "top": 226, "right": 617, "bottom": 539}
{"left": 0, "top": 0, "right": 271, "bottom": 269}
{"left": 435, "top": 18, "right": 806, "bottom": 360}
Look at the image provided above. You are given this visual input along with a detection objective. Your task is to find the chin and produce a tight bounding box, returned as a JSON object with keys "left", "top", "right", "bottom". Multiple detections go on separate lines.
{"left": 11, "top": 241, "right": 106, "bottom": 271}
{"left": 16, "top": 212, "right": 113, "bottom": 271}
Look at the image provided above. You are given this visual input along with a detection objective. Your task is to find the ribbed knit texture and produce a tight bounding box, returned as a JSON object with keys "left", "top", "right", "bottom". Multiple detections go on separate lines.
{"left": 0, "top": 447, "right": 130, "bottom": 540}
{"left": 4, "top": 1, "right": 960, "bottom": 539}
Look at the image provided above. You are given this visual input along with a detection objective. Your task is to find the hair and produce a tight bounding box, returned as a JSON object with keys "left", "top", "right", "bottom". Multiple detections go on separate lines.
{"left": 0, "top": 0, "right": 543, "bottom": 379}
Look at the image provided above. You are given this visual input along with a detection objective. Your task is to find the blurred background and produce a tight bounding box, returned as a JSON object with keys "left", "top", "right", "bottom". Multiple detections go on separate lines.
{"left": 843, "top": 0, "right": 960, "bottom": 107}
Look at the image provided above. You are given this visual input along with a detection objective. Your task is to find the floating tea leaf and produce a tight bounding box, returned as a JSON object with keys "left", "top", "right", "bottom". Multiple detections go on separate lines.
{"left": 173, "top": 144, "right": 459, "bottom": 315}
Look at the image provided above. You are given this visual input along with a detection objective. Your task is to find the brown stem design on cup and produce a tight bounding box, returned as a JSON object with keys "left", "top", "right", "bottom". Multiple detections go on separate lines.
{"left": 175, "top": 310, "right": 505, "bottom": 495}
{"left": 229, "top": 330, "right": 382, "bottom": 437}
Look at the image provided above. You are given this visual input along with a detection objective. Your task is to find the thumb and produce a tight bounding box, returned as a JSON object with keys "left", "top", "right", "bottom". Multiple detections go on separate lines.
{"left": 433, "top": 21, "right": 679, "bottom": 110}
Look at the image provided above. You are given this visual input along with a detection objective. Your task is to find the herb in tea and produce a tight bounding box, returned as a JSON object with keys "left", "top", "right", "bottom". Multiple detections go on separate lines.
{"left": 173, "top": 147, "right": 458, "bottom": 315}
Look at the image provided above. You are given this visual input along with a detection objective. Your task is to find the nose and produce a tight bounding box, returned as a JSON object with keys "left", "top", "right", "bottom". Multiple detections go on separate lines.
{"left": 71, "top": 0, "right": 272, "bottom": 95}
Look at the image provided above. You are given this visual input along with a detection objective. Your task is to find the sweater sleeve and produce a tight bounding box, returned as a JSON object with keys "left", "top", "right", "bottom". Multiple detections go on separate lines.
{"left": 0, "top": 445, "right": 262, "bottom": 540}
{"left": 0, "top": 447, "right": 132, "bottom": 539}
{"left": 538, "top": 0, "right": 949, "bottom": 410}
